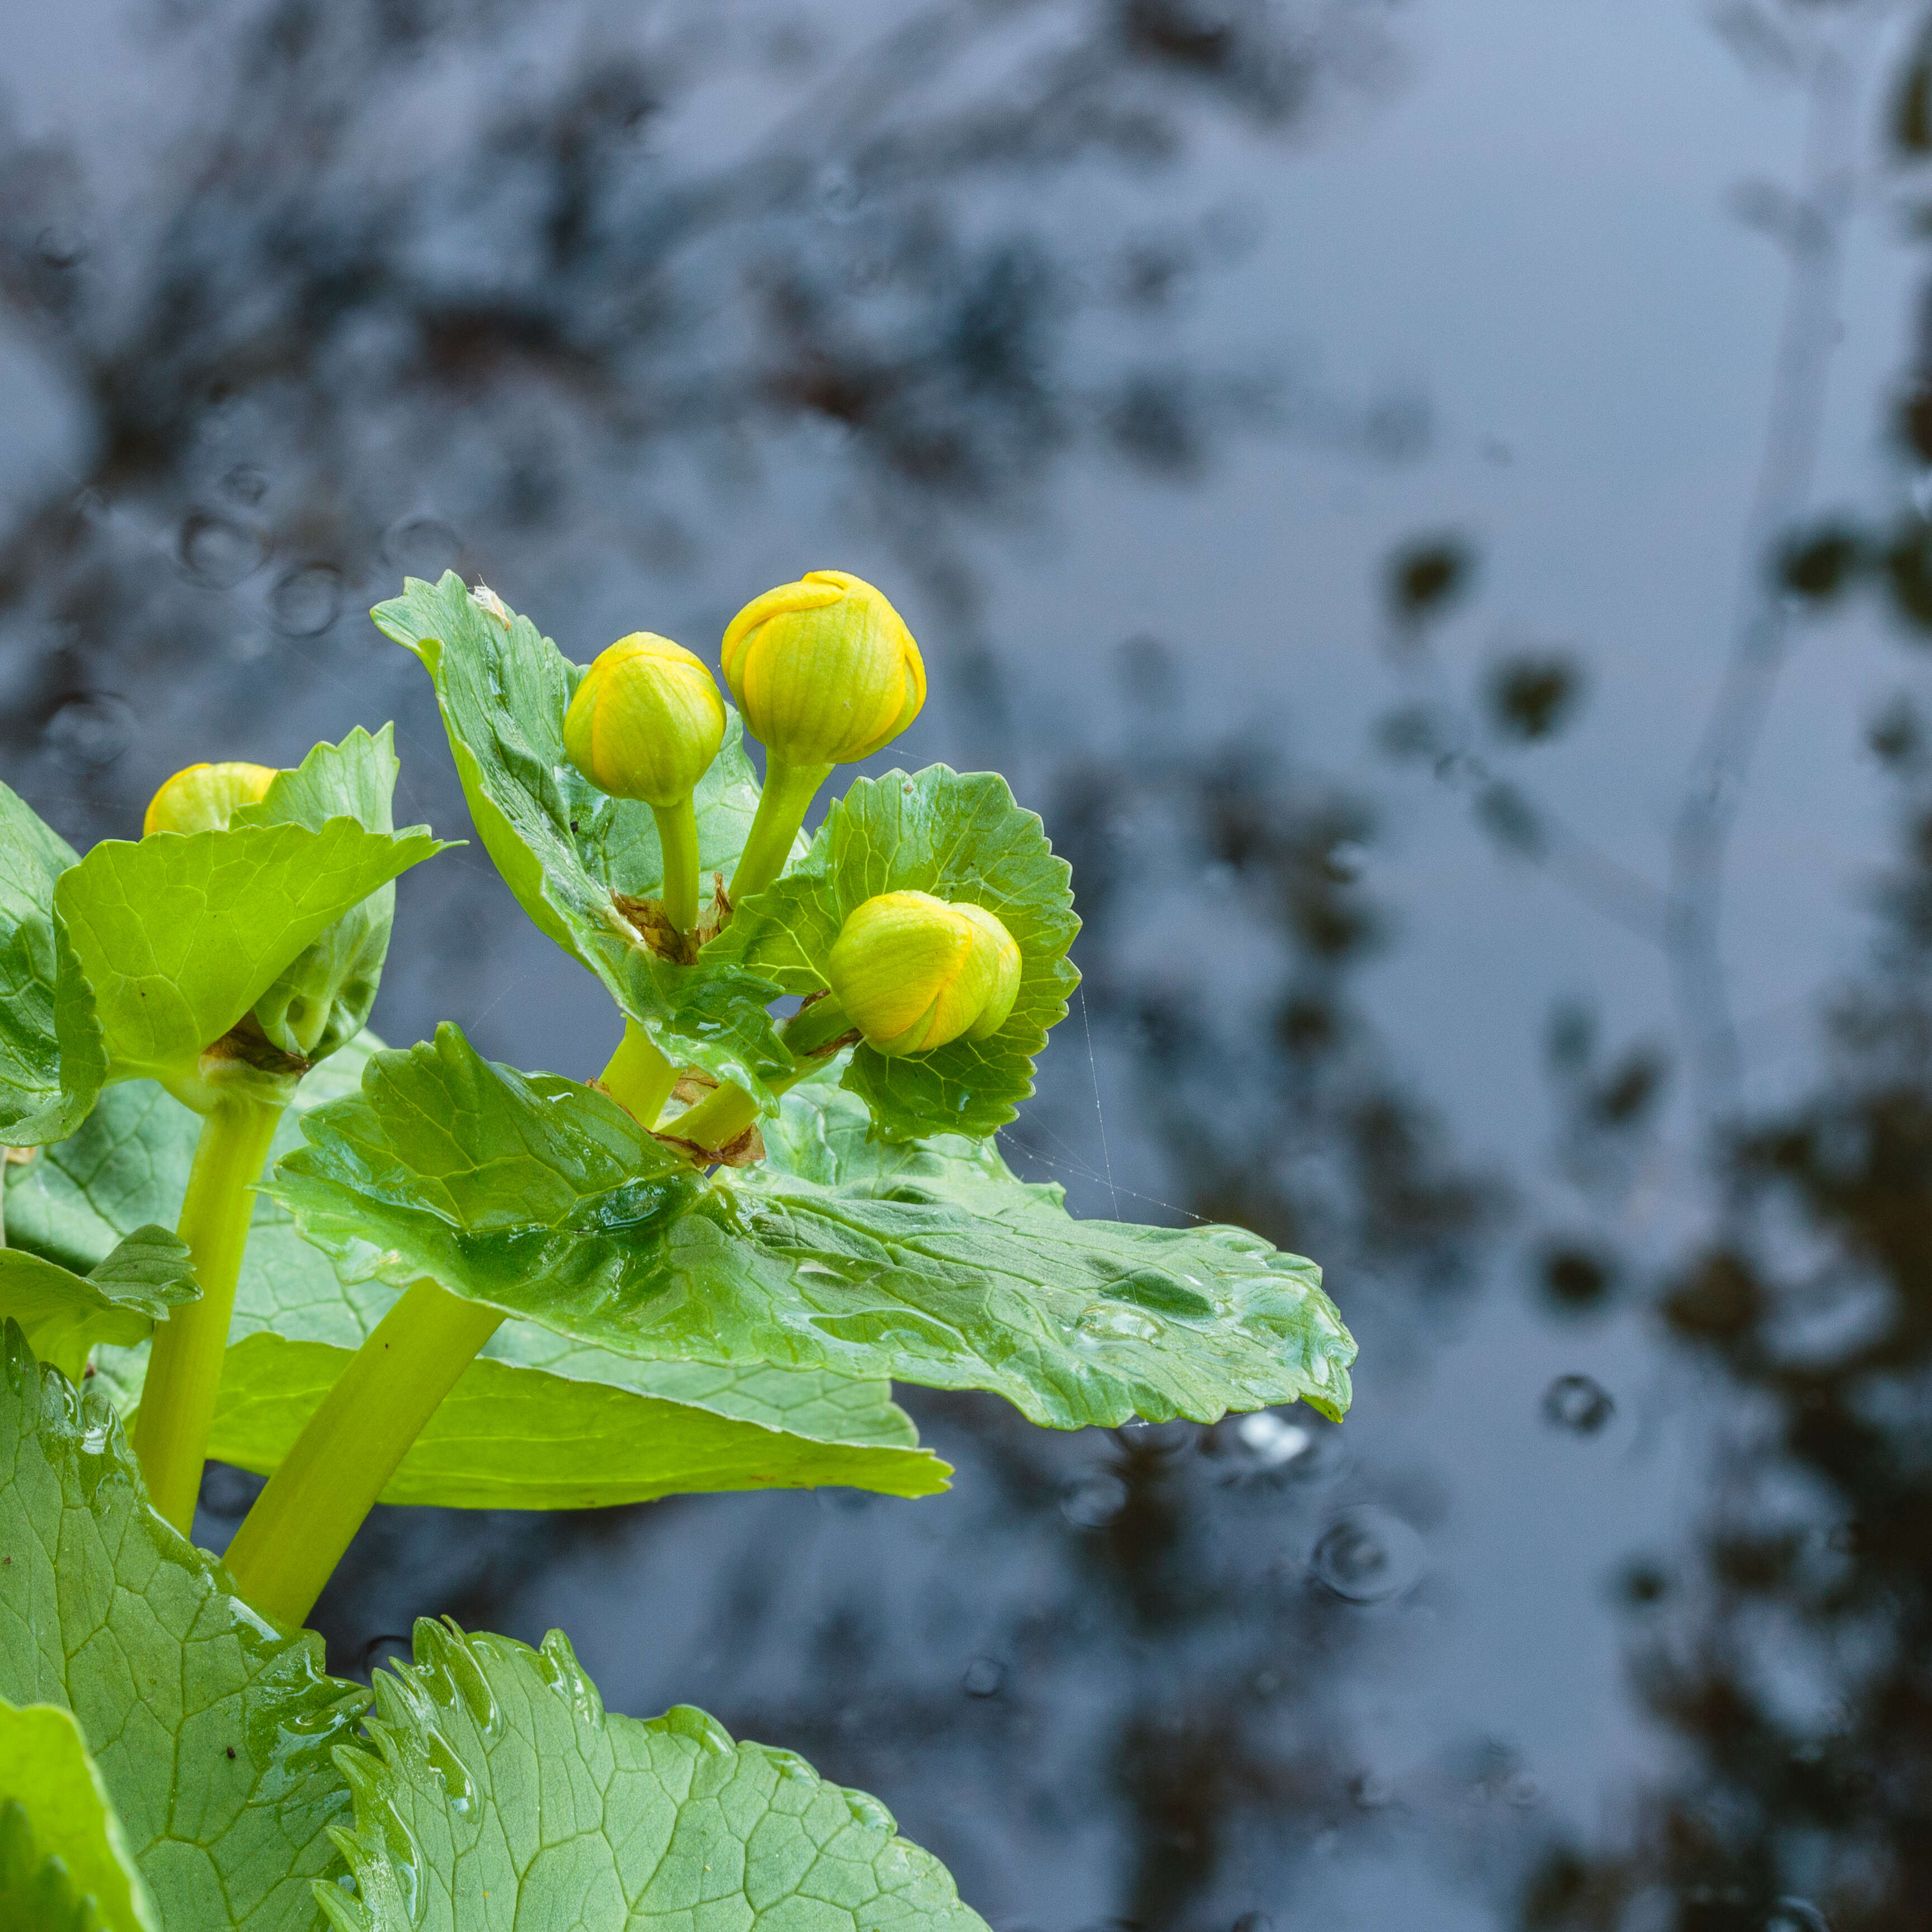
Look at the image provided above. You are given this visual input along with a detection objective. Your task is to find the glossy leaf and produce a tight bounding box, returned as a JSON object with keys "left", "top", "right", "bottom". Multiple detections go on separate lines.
{"left": 0, "top": 1324, "right": 369, "bottom": 1930}
{"left": 0, "top": 1225, "right": 195, "bottom": 1385}
{"left": 233, "top": 727, "right": 416, "bottom": 1064}
{"left": 54, "top": 818, "right": 445, "bottom": 1091}
{"left": 0, "top": 782, "right": 105, "bottom": 1147}
{"left": 7, "top": 1044, "right": 949, "bottom": 1508}
{"left": 272, "top": 1027, "right": 1355, "bottom": 1427}
{"left": 0, "top": 1700, "right": 158, "bottom": 1932}
{"left": 711, "top": 766, "right": 1080, "bottom": 1140}
{"left": 372, "top": 572, "right": 790, "bottom": 1096}
{"left": 207, "top": 1331, "right": 949, "bottom": 1507}
{"left": 316, "top": 1620, "right": 989, "bottom": 1932}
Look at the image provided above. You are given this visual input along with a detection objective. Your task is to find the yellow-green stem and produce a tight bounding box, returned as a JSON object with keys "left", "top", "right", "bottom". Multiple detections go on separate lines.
{"left": 222, "top": 1279, "right": 505, "bottom": 1627}
{"left": 728, "top": 756, "right": 832, "bottom": 905}
{"left": 664, "top": 996, "right": 853, "bottom": 1152}
{"left": 599, "top": 1019, "right": 676, "bottom": 1129}
{"left": 651, "top": 794, "right": 702, "bottom": 934}
{"left": 132, "top": 1096, "right": 285, "bottom": 1533}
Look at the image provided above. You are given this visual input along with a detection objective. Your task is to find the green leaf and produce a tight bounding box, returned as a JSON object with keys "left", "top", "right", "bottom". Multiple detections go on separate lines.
{"left": 0, "top": 1324, "right": 370, "bottom": 1931}
{"left": 709, "top": 766, "right": 1081, "bottom": 1140}
{"left": 316, "top": 1620, "right": 989, "bottom": 1932}
{"left": 0, "top": 1699, "right": 158, "bottom": 1932}
{"left": 0, "top": 1227, "right": 196, "bottom": 1385}
{"left": 207, "top": 1332, "right": 949, "bottom": 1507}
{"left": 0, "top": 1800, "right": 102, "bottom": 1932}
{"left": 4, "top": 1042, "right": 949, "bottom": 1508}
{"left": 372, "top": 572, "right": 792, "bottom": 1097}
{"left": 272, "top": 1027, "right": 1355, "bottom": 1427}
{"left": 0, "top": 782, "right": 106, "bottom": 1147}
{"left": 233, "top": 728, "right": 418, "bottom": 1064}
{"left": 54, "top": 818, "right": 446, "bottom": 1092}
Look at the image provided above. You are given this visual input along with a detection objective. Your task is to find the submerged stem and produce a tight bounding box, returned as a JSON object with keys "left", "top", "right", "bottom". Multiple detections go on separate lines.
{"left": 598, "top": 1019, "right": 676, "bottom": 1130}
{"left": 222, "top": 1278, "right": 505, "bottom": 1628}
{"left": 728, "top": 756, "right": 831, "bottom": 905}
{"left": 132, "top": 1096, "right": 285, "bottom": 1535}
{"left": 651, "top": 794, "right": 702, "bottom": 934}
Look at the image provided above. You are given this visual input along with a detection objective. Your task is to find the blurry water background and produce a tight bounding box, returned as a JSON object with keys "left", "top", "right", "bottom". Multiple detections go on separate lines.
{"left": 8, "top": 1, "right": 1932, "bottom": 1926}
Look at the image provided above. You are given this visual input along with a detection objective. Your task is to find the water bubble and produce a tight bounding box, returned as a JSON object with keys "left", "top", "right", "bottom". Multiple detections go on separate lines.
{"left": 1061, "top": 1470, "right": 1129, "bottom": 1528}
{"left": 816, "top": 162, "right": 864, "bottom": 220}
{"left": 177, "top": 510, "right": 265, "bottom": 589}
{"left": 35, "top": 224, "right": 89, "bottom": 268}
{"left": 1542, "top": 1374, "right": 1615, "bottom": 1434}
{"left": 1310, "top": 1506, "right": 1424, "bottom": 1603}
{"left": 270, "top": 564, "right": 342, "bottom": 636}
{"left": 1236, "top": 1412, "right": 1311, "bottom": 1467}
{"left": 42, "top": 693, "right": 134, "bottom": 771}
{"left": 961, "top": 1656, "right": 1005, "bottom": 1698}
{"left": 1348, "top": 1771, "right": 1394, "bottom": 1809}
{"left": 1767, "top": 1902, "right": 1829, "bottom": 1932}
{"left": 382, "top": 515, "right": 463, "bottom": 576}
{"left": 221, "top": 464, "right": 268, "bottom": 506}
{"left": 1324, "top": 840, "right": 1368, "bottom": 883}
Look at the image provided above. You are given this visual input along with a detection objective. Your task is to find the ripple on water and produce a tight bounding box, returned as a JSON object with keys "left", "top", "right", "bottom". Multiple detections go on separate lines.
{"left": 1310, "top": 1505, "right": 1425, "bottom": 1603}
{"left": 1542, "top": 1373, "right": 1616, "bottom": 1434}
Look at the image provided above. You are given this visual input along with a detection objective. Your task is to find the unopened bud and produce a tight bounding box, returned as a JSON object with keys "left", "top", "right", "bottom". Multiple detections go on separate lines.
{"left": 143, "top": 762, "right": 277, "bottom": 836}
{"left": 721, "top": 571, "right": 924, "bottom": 766}
{"left": 563, "top": 633, "right": 726, "bottom": 807}
{"left": 825, "top": 891, "right": 1021, "bottom": 1057}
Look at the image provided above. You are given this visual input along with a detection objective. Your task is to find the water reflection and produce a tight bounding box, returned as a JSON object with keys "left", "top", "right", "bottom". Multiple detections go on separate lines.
{"left": 10, "top": 0, "right": 1932, "bottom": 1924}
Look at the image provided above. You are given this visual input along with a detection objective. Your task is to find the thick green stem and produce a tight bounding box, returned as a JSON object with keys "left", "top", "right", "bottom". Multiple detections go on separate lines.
{"left": 222, "top": 1279, "right": 505, "bottom": 1627}
{"left": 132, "top": 1096, "right": 285, "bottom": 1534}
{"left": 664, "top": 996, "right": 854, "bottom": 1153}
{"left": 728, "top": 756, "right": 832, "bottom": 905}
{"left": 651, "top": 794, "right": 703, "bottom": 934}
{"left": 598, "top": 1019, "right": 676, "bottom": 1129}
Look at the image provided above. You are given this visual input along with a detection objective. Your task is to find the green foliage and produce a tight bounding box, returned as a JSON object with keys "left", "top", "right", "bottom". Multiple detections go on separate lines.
{"left": 0, "top": 1700, "right": 157, "bottom": 1932}
{"left": 0, "top": 1800, "right": 102, "bottom": 1932}
{"left": 0, "top": 1226, "right": 195, "bottom": 1384}
{"left": 7, "top": 1050, "right": 950, "bottom": 1508}
{"left": 54, "top": 818, "right": 443, "bottom": 1096}
{"left": 372, "top": 572, "right": 793, "bottom": 1097}
{"left": 234, "top": 728, "right": 418, "bottom": 1063}
{"left": 316, "top": 1621, "right": 990, "bottom": 1932}
{"left": 209, "top": 1333, "right": 950, "bottom": 1507}
{"left": 713, "top": 766, "right": 1081, "bottom": 1139}
{"left": 0, "top": 783, "right": 106, "bottom": 1147}
{"left": 271, "top": 1027, "right": 1353, "bottom": 1426}
{"left": 0, "top": 1324, "right": 370, "bottom": 1930}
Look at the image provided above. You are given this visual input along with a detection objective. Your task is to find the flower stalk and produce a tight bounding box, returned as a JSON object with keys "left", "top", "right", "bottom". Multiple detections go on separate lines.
{"left": 222, "top": 1277, "right": 506, "bottom": 1627}
{"left": 598, "top": 1017, "right": 678, "bottom": 1129}
{"left": 131, "top": 1093, "right": 285, "bottom": 1533}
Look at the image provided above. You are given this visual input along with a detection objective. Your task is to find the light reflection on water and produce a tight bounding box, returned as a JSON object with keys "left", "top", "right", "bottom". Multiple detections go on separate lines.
{"left": 8, "top": 0, "right": 1932, "bottom": 1924}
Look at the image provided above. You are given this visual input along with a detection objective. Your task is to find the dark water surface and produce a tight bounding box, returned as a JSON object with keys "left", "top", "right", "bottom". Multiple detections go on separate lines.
{"left": 7, "top": 1, "right": 1932, "bottom": 1926}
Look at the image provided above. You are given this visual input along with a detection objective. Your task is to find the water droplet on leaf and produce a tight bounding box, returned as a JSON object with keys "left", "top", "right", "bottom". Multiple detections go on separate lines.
{"left": 1310, "top": 1505, "right": 1424, "bottom": 1603}
{"left": 1542, "top": 1373, "right": 1614, "bottom": 1434}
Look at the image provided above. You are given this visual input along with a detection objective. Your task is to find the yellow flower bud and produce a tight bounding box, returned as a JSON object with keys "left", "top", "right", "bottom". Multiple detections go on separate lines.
{"left": 143, "top": 762, "right": 277, "bottom": 836}
{"left": 720, "top": 570, "right": 925, "bottom": 766}
{"left": 825, "top": 891, "right": 1022, "bottom": 1057}
{"left": 563, "top": 633, "right": 727, "bottom": 808}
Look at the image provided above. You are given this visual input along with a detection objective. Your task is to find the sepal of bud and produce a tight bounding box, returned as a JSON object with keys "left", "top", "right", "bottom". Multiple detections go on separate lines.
{"left": 143, "top": 763, "right": 277, "bottom": 836}
{"left": 721, "top": 571, "right": 925, "bottom": 766}
{"left": 563, "top": 633, "right": 726, "bottom": 807}
{"left": 825, "top": 890, "right": 1021, "bottom": 1057}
